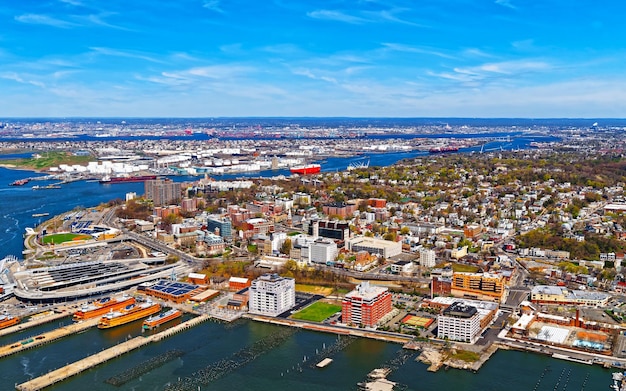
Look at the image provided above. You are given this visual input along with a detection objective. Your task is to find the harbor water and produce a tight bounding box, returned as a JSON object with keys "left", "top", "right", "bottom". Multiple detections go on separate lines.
{"left": 0, "top": 137, "right": 612, "bottom": 390}
{"left": 0, "top": 316, "right": 612, "bottom": 391}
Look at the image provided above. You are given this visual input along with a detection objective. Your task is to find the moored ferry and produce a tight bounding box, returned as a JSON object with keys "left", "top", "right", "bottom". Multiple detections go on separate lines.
{"left": 73, "top": 296, "right": 136, "bottom": 321}
{"left": 0, "top": 314, "right": 20, "bottom": 329}
{"left": 142, "top": 308, "right": 182, "bottom": 330}
{"left": 97, "top": 301, "right": 161, "bottom": 329}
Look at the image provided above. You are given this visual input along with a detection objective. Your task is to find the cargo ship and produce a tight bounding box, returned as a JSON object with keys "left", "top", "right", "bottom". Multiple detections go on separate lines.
{"left": 142, "top": 308, "right": 182, "bottom": 330}
{"left": 73, "top": 296, "right": 136, "bottom": 321}
{"left": 97, "top": 301, "right": 161, "bottom": 329}
{"left": 0, "top": 314, "right": 20, "bottom": 330}
{"left": 9, "top": 179, "right": 29, "bottom": 186}
{"left": 99, "top": 175, "right": 157, "bottom": 184}
{"left": 428, "top": 146, "right": 460, "bottom": 154}
{"left": 290, "top": 164, "right": 321, "bottom": 175}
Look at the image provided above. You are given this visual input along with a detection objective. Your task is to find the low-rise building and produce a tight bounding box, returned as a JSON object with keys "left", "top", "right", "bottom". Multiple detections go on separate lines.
{"left": 530, "top": 285, "right": 610, "bottom": 307}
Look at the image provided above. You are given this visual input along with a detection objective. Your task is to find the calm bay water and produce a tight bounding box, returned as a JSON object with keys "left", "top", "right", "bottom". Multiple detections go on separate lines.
{"left": 0, "top": 138, "right": 612, "bottom": 390}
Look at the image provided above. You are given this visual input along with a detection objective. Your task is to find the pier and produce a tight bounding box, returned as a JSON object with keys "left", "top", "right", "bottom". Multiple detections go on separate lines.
{"left": 0, "top": 317, "right": 99, "bottom": 359}
{"left": 0, "top": 309, "right": 70, "bottom": 338}
{"left": 15, "top": 314, "right": 210, "bottom": 391}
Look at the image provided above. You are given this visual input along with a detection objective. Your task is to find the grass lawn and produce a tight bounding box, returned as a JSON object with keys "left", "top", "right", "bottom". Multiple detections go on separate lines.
{"left": 295, "top": 284, "right": 334, "bottom": 296}
{"left": 451, "top": 263, "right": 480, "bottom": 273}
{"left": 42, "top": 233, "right": 92, "bottom": 244}
{"left": 0, "top": 151, "right": 93, "bottom": 171}
{"left": 450, "top": 349, "right": 480, "bottom": 362}
{"left": 291, "top": 302, "right": 342, "bottom": 322}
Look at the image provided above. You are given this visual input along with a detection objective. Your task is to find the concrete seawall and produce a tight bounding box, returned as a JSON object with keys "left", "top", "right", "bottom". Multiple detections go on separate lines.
{"left": 15, "top": 314, "right": 210, "bottom": 391}
{"left": 245, "top": 314, "right": 413, "bottom": 344}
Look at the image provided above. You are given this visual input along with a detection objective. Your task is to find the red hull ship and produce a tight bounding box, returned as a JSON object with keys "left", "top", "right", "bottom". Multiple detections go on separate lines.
{"left": 9, "top": 179, "right": 29, "bottom": 186}
{"left": 99, "top": 175, "right": 157, "bottom": 184}
{"left": 290, "top": 164, "right": 321, "bottom": 175}
{"left": 429, "top": 146, "right": 459, "bottom": 154}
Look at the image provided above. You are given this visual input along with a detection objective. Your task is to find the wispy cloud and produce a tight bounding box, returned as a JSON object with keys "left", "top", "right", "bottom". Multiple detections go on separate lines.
{"left": 308, "top": 7, "right": 423, "bottom": 26}
{"left": 307, "top": 10, "right": 367, "bottom": 24}
{"left": 203, "top": 0, "right": 224, "bottom": 13}
{"left": 0, "top": 72, "right": 46, "bottom": 88}
{"left": 495, "top": 0, "right": 517, "bottom": 10}
{"left": 381, "top": 43, "right": 456, "bottom": 59}
{"left": 142, "top": 64, "right": 255, "bottom": 86}
{"left": 462, "top": 48, "right": 494, "bottom": 58}
{"left": 90, "top": 47, "right": 164, "bottom": 63}
{"left": 292, "top": 68, "right": 338, "bottom": 84}
{"left": 430, "top": 59, "right": 552, "bottom": 86}
{"left": 59, "top": 0, "right": 84, "bottom": 6}
{"left": 15, "top": 12, "right": 128, "bottom": 30}
{"left": 14, "top": 14, "right": 76, "bottom": 29}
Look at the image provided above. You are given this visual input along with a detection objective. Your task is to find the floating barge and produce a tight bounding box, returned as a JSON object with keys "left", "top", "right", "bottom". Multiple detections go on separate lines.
{"left": 316, "top": 358, "right": 333, "bottom": 368}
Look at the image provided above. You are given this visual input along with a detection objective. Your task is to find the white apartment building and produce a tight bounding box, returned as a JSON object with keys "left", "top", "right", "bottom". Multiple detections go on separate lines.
{"left": 309, "top": 239, "right": 338, "bottom": 264}
{"left": 248, "top": 273, "right": 295, "bottom": 317}
{"left": 419, "top": 248, "right": 436, "bottom": 268}
{"left": 437, "top": 302, "right": 482, "bottom": 343}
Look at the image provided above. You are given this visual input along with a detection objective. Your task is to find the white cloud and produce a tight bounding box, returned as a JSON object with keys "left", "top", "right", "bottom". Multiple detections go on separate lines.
{"left": 292, "top": 68, "right": 337, "bottom": 84}
{"left": 0, "top": 72, "right": 46, "bottom": 88}
{"left": 203, "top": 0, "right": 224, "bottom": 13}
{"left": 307, "top": 10, "right": 367, "bottom": 24}
{"left": 59, "top": 0, "right": 84, "bottom": 6}
{"left": 382, "top": 43, "right": 456, "bottom": 59}
{"left": 89, "top": 47, "right": 164, "bottom": 63}
{"left": 495, "top": 0, "right": 517, "bottom": 10}
{"left": 14, "top": 14, "right": 76, "bottom": 28}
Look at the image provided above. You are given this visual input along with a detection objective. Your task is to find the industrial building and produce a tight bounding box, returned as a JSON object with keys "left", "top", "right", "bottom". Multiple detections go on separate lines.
{"left": 342, "top": 281, "right": 392, "bottom": 327}
{"left": 345, "top": 236, "right": 402, "bottom": 259}
{"left": 248, "top": 273, "right": 295, "bottom": 317}
{"left": 530, "top": 285, "right": 610, "bottom": 307}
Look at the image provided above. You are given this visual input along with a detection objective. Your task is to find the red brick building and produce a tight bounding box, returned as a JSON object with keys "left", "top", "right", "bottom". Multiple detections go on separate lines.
{"left": 342, "top": 282, "right": 392, "bottom": 327}
{"left": 228, "top": 276, "right": 251, "bottom": 291}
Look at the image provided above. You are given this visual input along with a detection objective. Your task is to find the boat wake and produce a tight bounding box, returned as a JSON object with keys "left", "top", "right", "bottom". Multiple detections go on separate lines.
{"left": 20, "top": 356, "right": 34, "bottom": 378}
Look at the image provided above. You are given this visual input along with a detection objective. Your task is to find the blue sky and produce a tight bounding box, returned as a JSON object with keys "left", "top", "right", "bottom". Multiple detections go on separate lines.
{"left": 1, "top": 0, "right": 625, "bottom": 117}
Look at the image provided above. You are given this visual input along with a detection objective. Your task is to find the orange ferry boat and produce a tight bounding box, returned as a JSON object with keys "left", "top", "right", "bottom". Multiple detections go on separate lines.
{"left": 142, "top": 308, "right": 182, "bottom": 330}
{"left": 97, "top": 301, "right": 161, "bottom": 329}
{"left": 0, "top": 314, "right": 20, "bottom": 329}
{"left": 73, "top": 296, "right": 136, "bottom": 321}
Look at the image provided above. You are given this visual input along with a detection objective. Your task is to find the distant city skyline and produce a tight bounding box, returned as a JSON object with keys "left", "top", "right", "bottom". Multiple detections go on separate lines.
{"left": 2, "top": 0, "right": 626, "bottom": 118}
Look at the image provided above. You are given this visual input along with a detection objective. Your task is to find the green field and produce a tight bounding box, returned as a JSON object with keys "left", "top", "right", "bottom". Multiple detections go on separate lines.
{"left": 451, "top": 263, "right": 480, "bottom": 273}
{"left": 290, "top": 302, "right": 342, "bottom": 322}
{"left": 42, "top": 233, "right": 92, "bottom": 245}
{"left": 0, "top": 151, "right": 92, "bottom": 170}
